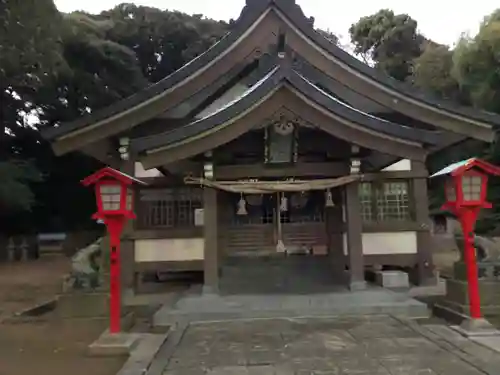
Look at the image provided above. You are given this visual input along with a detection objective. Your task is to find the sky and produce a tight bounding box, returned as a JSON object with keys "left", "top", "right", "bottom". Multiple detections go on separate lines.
{"left": 54, "top": 0, "right": 499, "bottom": 47}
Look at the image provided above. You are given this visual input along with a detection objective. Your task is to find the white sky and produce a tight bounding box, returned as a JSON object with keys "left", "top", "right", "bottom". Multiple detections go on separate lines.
{"left": 54, "top": 0, "right": 498, "bottom": 47}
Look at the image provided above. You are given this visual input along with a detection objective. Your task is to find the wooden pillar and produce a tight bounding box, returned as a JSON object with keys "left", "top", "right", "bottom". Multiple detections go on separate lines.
{"left": 326, "top": 189, "right": 345, "bottom": 282}
{"left": 412, "top": 161, "right": 435, "bottom": 285}
{"left": 120, "top": 158, "right": 135, "bottom": 294}
{"left": 345, "top": 182, "right": 366, "bottom": 290}
{"left": 203, "top": 187, "right": 219, "bottom": 293}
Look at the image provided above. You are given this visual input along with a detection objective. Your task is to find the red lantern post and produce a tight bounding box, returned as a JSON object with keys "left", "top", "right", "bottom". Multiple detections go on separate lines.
{"left": 81, "top": 167, "right": 146, "bottom": 334}
{"left": 431, "top": 158, "right": 500, "bottom": 326}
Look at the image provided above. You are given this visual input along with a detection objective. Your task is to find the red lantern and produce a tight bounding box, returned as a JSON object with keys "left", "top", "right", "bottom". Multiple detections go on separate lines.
{"left": 82, "top": 167, "right": 146, "bottom": 334}
{"left": 431, "top": 158, "right": 500, "bottom": 322}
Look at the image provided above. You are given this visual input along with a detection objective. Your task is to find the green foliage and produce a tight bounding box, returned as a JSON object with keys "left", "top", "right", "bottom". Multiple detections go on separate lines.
{"left": 98, "top": 3, "right": 229, "bottom": 83}
{"left": 412, "top": 44, "right": 461, "bottom": 101}
{"left": 0, "top": 0, "right": 68, "bottom": 89}
{"left": 0, "top": 160, "right": 42, "bottom": 212}
{"left": 1, "top": 2, "right": 227, "bottom": 235}
{"left": 452, "top": 13, "right": 500, "bottom": 113}
{"left": 349, "top": 9, "right": 424, "bottom": 81}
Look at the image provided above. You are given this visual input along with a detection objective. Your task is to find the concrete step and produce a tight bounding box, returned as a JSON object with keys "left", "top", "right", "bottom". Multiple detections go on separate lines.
{"left": 153, "top": 290, "right": 430, "bottom": 326}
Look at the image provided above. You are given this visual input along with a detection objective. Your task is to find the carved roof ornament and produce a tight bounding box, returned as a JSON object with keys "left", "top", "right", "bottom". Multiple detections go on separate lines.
{"left": 268, "top": 109, "right": 306, "bottom": 129}
{"left": 273, "top": 120, "right": 295, "bottom": 135}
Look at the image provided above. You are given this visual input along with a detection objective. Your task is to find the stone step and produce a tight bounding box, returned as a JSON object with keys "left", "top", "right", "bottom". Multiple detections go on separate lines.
{"left": 153, "top": 292, "right": 430, "bottom": 326}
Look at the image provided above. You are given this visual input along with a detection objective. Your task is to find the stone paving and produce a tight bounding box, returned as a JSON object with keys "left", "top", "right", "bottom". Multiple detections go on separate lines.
{"left": 153, "top": 288, "right": 429, "bottom": 327}
{"left": 148, "top": 315, "right": 500, "bottom": 375}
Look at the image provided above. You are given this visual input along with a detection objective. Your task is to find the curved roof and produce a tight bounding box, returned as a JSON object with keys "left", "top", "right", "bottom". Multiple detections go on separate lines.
{"left": 268, "top": 0, "right": 500, "bottom": 129}
{"left": 44, "top": 0, "right": 499, "bottom": 155}
{"left": 42, "top": 1, "right": 272, "bottom": 141}
{"left": 132, "top": 63, "right": 445, "bottom": 168}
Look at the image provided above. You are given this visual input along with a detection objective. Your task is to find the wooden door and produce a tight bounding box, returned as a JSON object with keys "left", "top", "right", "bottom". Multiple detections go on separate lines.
{"left": 220, "top": 192, "right": 276, "bottom": 256}
{"left": 280, "top": 191, "right": 327, "bottom": 254}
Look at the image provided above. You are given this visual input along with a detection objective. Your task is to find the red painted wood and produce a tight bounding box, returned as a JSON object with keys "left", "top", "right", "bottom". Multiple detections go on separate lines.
{"left": 458, "top": 208, "right": 482, "bottom": 319}
{"left": 105, "top": 217, "right": 125, "bottom": 334}
{"left": 81, "top": 167, "right": 145, "bottom": 333}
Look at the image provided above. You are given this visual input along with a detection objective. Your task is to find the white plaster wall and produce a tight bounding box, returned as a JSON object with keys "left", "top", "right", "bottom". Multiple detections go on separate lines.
{"left": 134, "top": 162, "right": 162, "bottom": 178}
{"left": 195, "top": 83, "right": 250, "bottom": 119}
{"left": 134, "top": 238, "right": 204, "bottom": 262}
{"left": 343, "top": 232, "right": 418, "bottom": 255}
{"left": 382, "top": 159, "right": 411, "bottom": 171}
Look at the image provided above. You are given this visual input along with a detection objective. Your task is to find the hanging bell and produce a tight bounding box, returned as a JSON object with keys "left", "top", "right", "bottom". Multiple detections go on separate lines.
{"left": 237, "top": 193, "right": 248, "bottom": 216}
{"left": 325, "top": 189, "right": 335, "bottom": 208}
{"left": 280, "top": 193, "right": 288, "bottom": 212}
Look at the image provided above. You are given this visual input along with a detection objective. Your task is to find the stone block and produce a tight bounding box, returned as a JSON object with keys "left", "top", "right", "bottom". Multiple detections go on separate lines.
{"left": 437, "top": 298, "right": 500, "bottom": 318}
{"left": 453, "top": 260, "right": 500, "bottom": 281}
{"left": 375, "top": 270, "right": 409, "bottom": 288}
{"left": 451, "top": 318, "right": 500, "bottom": 338}
{"left": 445, "top": 279, "right": 500, "bottom": 306}
{"left": 88, "top": 330, "right": 139, "bottom": 357}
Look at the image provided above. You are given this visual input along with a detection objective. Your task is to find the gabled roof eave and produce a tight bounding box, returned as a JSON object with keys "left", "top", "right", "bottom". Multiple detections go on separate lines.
{"left": 131, "top": 64, "right": 442, "bottom": 164}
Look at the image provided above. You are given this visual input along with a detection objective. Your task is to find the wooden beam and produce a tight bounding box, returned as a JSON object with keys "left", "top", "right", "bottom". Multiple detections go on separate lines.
{"left": 362, "top": 170, "right": 428, "bottom": 180}
{"left": 215, "top": 162, "right": 349, "bottom": 179}
{"left": 80, "top": 139, "right": 120, "bottom": 167}
{"left": 161, "top": 160, "right": 202, "bottom": 176}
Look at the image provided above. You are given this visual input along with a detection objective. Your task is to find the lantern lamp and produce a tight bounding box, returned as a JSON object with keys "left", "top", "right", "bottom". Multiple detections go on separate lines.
{"left": 430, "top": 158, "right": 500, "bottom": 331}
{"left": 432, "top": 159, "right": 495, "bottom": 213}
{"left": 97, "top": 181, "right": 134, "bottom": 216}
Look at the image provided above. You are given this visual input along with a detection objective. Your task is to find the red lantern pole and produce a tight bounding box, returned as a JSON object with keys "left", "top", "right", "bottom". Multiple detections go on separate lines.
{"left": 458, "top": 207, "right": 482, "bottom": 319}
{"left": 104, "top": 216, "right": 126, "bottom": 334}
{"left": 81, "top": 167, "right": 145, "bottom": 335}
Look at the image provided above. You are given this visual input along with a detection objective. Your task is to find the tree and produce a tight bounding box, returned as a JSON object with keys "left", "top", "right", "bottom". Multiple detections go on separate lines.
{"left": 98, "top": 3, "right": 229, "bottom": 83}
{"left": 445, "top": 9, "right": 500, "bottom": 232}
{"left": 0, "top": 0, "right": 67, "bottom": 90}
{"left": 452, "top": 10, "right": 500, "bottom": 113}
{"left": 0, "top": 3, "right": 231, "bottom": 236}
{"left": 349, "top": 9, "right": 424, "bottom": 81}
{"left": 411, "top": 43, "right": 461, "bottom": 101}
{"left": 0, "top": 0, "right": 67, "bottom": 224}
{"left": 0, "top": 160, "right": 42, "bottom": 212}
{"left": 36, "top": 12, "right": 148, "bottom": 125}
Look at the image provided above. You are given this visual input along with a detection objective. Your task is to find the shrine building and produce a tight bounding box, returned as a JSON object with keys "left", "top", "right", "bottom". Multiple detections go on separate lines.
{"left": 43, "top": 0, "right": 500, "bottom": 294}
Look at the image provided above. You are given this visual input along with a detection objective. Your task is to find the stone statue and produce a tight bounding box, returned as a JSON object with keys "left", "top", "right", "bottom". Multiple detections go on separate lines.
{"left": 453, "top": 227, "right": 500, "bottom": 262}
{"left": 66, "top": 238, "right": 103, "bottom": 290}
{"left": 474, "top": 236, "right": 500, "bottom": 262}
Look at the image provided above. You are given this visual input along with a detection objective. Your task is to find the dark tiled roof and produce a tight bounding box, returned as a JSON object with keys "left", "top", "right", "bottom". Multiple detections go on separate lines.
{"left": 270, "top": 0, "right": 500, "bottom": 127}
{"left": 132, "top": 64, "right": 445, "bottom": 153}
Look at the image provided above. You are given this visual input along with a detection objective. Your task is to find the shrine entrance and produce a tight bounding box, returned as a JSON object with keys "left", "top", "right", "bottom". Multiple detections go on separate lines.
{"left": 218, "top": 189, "right": 338, "bottom": 294}
{"left": 219, "top": 190, "right": 327, "bottom": 257}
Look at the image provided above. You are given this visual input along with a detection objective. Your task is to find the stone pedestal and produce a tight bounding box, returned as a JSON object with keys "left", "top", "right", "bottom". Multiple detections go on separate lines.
{"left": 452, "top": 317, "right": 499, "bottom": 337}
{"left": 375, "top": 271, "right": 410, "bottom": 288}
{"left": 88, "top": 330, "right": 139, "bottom": 357}
{"left": 436, "top": 260, "right": 500, "bottom": 320}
